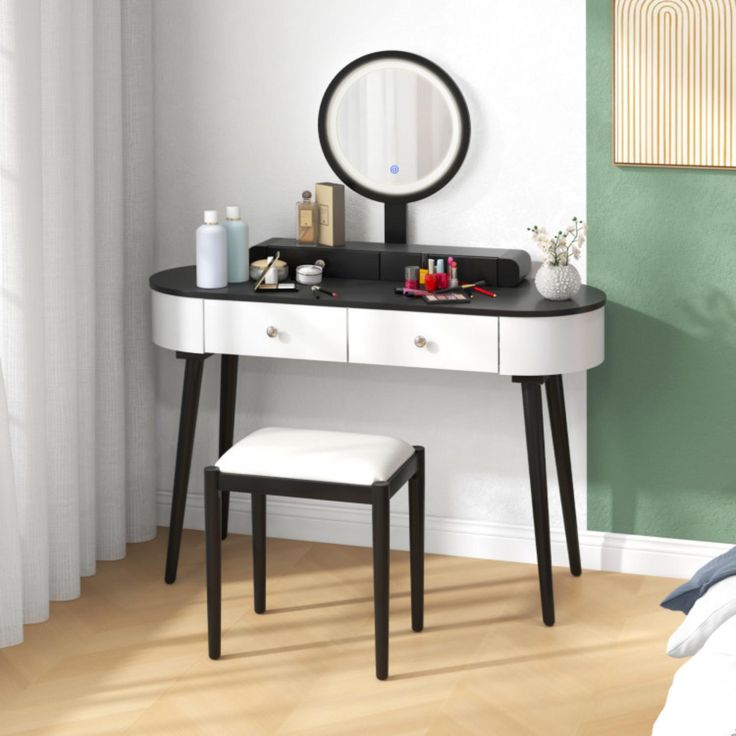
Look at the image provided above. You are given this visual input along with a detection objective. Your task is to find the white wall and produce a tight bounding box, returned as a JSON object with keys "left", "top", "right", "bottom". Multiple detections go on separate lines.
{"left": 152, "top": 0, "right": 587, "bottom": 559}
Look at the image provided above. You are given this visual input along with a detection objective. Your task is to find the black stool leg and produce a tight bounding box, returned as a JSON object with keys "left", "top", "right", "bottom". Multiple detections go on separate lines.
{"left": 545, "top": 374, "right": 582, "bottom": 577}
{"left": 165, "top": 354, "right": 206, "bottom": 584}
{"left": 372, "top": 483, "right": 390, "bottom": 680}
{"left": 518, "top": 378, "right": 555, "bottom": 627}
{"left": 204, "top": 466, "right": 222, "bottom": 659}
{"left": 409, "top": 447, "right": 425, "bottom": 633}
{"left": 219, "top": 355, "right": 238, "bottom": 540}
{"left": 252, "top": 493, "right": 266, "bottom": 614}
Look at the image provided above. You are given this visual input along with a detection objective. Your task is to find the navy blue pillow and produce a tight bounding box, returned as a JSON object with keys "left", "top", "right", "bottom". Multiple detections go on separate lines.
{"left": 661, "top": 546, "right": 736, "bottom": 613}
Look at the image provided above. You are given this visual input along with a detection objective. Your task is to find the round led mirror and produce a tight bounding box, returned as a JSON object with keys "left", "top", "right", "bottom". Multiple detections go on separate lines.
{"left": 318, "top": 51, "right": 471, "bottom": 206}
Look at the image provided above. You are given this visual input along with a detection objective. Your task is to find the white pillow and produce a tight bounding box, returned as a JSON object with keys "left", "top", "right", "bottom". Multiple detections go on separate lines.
{"left": 667, "top": 575, "right": 736, "bottom": 658}
{"left": 654, "top": 615, "right": 736, "bottom": 735}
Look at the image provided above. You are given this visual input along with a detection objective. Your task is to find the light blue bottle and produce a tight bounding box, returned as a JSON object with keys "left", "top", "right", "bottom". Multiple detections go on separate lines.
{"left": 224, "top": 205, "right": 249, "bottom": 283}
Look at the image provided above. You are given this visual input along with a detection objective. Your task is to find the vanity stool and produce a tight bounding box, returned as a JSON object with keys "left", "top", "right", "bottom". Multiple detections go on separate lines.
{"left": 204, "top": 426, "right": 425, "bottom": 680}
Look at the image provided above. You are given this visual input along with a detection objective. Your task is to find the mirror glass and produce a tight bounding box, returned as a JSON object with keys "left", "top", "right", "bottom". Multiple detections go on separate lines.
{"left": 319, "top": 53, "right": 470, "bottom": 203}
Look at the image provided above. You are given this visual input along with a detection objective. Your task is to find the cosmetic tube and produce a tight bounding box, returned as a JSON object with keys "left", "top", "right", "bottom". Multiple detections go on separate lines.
{"left": 399, "top": 287, "right": 427, "bottom": 297}
{"left": 450, "top": 264, "right": 459, "bottom": 288}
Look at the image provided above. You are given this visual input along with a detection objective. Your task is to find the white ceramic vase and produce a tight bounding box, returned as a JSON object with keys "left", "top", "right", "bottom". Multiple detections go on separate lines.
{"left": 535, "top": 263, "right": 581, "bottom": 301}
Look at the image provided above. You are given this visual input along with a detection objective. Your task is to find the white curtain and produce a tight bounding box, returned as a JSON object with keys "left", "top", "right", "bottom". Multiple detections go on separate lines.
{"left": 0, "top": 0, "right": 156, "bottom": 648}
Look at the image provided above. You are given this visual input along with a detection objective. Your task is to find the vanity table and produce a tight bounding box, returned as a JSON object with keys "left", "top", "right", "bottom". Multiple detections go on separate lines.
{"left": 153, "top": 49, "right": 604, "bottom": 627}
{"left": 151, "top": 240, "right": 605, "bottom": 626}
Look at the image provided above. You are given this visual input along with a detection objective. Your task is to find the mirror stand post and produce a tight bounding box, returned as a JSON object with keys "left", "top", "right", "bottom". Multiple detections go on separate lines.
{"left": 385, "top": 202, "right": 407, "bottom": 244}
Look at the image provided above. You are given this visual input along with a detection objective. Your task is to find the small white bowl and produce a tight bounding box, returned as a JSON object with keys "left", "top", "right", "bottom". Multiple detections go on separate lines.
{"left": 295, "top": 264, "right": 323, "bottom": 285}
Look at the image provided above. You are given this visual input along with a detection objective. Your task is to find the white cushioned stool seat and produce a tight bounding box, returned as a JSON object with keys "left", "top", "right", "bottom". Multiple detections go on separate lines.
{"left": 216, "top": 427, "right": 415, "bottom": 486}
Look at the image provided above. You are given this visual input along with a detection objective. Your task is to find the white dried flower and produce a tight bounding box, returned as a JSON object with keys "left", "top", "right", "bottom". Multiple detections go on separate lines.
{"left": 527, "top": 217, "right": 585, "bottom": 267}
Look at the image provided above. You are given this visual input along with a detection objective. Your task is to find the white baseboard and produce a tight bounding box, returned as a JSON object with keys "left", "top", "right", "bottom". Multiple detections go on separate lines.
{"left": 157, "top": 490, "right": 729, "bottom": 580}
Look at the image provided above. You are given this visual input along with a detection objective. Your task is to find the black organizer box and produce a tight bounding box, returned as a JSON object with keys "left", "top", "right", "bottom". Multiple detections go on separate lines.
{"left": 250, "top": 238, "right": 531, "bottom": 288}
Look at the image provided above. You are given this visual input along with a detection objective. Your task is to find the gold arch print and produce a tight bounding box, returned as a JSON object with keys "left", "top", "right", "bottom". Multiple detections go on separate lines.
{"left": 614, "top": 0, "right": 736, "bottom": 168}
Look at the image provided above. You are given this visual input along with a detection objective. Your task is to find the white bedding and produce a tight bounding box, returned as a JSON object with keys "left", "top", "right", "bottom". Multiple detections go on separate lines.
{"left": 653, "top": 613, "right": 736, "bottom": 735}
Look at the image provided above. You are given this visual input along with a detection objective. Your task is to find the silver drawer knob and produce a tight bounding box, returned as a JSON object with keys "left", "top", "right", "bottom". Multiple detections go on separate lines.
{"left": 266, "top": 326, "right": 278, "bottom": 338}
{"left": 414, "top": 335, "right": 427, "bottom": 349}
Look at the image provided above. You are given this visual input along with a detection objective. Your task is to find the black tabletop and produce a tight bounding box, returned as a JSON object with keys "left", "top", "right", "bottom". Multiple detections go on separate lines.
{"left": 150, "top": 266, "right": 606, "bottom": 318}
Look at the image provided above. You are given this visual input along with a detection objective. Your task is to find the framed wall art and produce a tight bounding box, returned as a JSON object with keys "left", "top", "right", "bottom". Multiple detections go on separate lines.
{"left": 614, "top": 0, "right": 736, "bottom": 169}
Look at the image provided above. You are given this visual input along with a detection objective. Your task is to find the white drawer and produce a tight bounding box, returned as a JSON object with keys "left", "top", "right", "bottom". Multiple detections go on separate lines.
{"left": 498, "top": 308, "right": 604, "bottom": 376}
{"left": 348, "top": 308, "right": 498, "bottom": 373}
{"left": 204, "top": 301, "right": 347, "bottom": 362}
{"left": 152, "top": 291, "right": 205, "bottom": 354}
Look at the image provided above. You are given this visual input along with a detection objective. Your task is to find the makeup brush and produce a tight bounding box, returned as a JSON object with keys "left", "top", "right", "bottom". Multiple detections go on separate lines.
{"left": 460, "top": 280, "right": 496, "bottom": 297}
{"left": 253, "top": 251, "right": 281, "bottom": 291}
{"left": 432, "top": 280, "right": 488, "bottom": 294}
{"left": 311, "top": 285, "right": 338, "bottom": 298}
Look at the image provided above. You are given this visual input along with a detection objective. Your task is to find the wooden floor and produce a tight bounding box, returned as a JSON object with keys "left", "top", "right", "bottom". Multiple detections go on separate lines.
{"left": 0, "top": 530, "right": 682, "bottom": 736}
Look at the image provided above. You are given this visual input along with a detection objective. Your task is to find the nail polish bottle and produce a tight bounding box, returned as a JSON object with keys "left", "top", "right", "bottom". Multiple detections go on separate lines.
{"left": 425, "top": 273, "right": 437, "bottom": 292}
{"left": 436, "top": 258, "right": 447, "bottom": 288}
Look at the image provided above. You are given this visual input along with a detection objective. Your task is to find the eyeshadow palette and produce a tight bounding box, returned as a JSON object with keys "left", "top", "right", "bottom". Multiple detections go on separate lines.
{"left": 422, "top": 292, "right": 472, "bottom": 304}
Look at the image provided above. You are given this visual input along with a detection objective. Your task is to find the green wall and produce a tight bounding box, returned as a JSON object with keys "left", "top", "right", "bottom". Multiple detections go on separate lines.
{"left": 587, "top": 0, "right": 736, "bottom": 541}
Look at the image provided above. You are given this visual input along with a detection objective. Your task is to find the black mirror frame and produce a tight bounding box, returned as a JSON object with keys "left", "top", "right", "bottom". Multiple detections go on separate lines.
{"left": 317, "top": 50, "right": 471, "bottom": 206}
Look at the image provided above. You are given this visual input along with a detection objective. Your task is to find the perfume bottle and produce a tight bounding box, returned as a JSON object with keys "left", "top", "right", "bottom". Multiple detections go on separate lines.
{"left": 297, "top": 190, "right": 317, "bottom": 244}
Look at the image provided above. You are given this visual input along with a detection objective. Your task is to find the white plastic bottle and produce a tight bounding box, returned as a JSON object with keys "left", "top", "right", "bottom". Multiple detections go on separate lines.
{"left": 196, "top": 210, "right": 227, "bottom": 288}
{"left": 223, "top": 205, "right": 249, "bottom": 283}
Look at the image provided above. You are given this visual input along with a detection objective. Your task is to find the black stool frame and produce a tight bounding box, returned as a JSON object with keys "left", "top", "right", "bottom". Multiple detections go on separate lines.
{"left": 204, "top": 446, "right": 425, "bottom": 681}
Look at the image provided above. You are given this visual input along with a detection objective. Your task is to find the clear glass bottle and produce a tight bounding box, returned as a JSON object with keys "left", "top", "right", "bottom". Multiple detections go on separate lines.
{"left": 297, "top": 190, "right": 318, "bottom": 244}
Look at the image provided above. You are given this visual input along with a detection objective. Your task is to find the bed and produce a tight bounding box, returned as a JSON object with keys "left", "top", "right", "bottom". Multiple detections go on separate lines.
{"left": 653, "top": 558, "right": 736, "bottom": 735}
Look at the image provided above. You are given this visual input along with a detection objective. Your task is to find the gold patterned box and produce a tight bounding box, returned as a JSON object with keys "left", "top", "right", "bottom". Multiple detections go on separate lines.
{"left": 315, "top": 182, "right": 345, "bottom": 246}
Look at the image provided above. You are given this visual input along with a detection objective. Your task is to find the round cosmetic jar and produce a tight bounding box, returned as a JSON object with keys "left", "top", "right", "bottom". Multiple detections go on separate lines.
{"left": 249, "top": 258, "right": 289, "bottom": 282}
{"left": 295, "top": 263, "right": 323, "bottom": 285}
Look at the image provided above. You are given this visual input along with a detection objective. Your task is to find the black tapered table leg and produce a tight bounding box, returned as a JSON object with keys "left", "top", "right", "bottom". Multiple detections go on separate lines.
{"left": 372, "top": 483, "right": 390, "bottom": 680}
{"left": 204, "top": 466, "right": 222, "bottom": 659}
{"left": 219, "top": 355, "right": 239, "bottom": 540}
{"left": 516, "top": 376, "right": 555, "bottom": 627}
{"left": 545, "top": 374, "right": 582, "bottom": 577}
{"left": 409, "top": 447, "right": 425, "bottom": 633}
{"left": 165, "top": 354, "right": 207, "bottom": 584}
{"left": 252, "top": 493, "right": 266, "bottom": 614}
